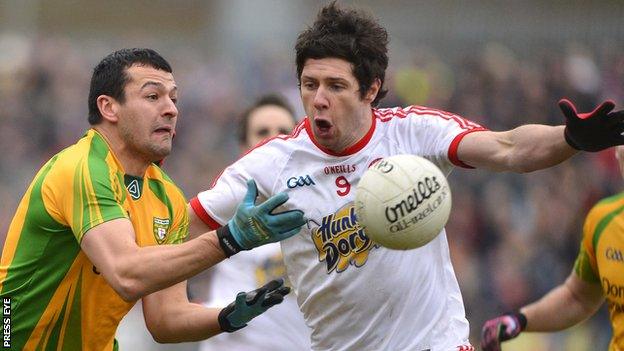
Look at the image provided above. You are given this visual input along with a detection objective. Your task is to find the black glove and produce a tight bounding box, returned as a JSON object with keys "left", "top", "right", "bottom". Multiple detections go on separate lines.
{"left": 218, "top": 279, "right": 291, "bottom": 332}
{"left": 559, "top": 98, "right": 624, "bottom": 152}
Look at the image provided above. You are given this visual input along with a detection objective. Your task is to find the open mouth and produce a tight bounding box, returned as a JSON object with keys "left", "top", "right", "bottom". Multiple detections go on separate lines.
{"left": 154, "top": 126, "right": 173, "bottom": 136}
{"left": 314, "top": 119, "right": 332, "bottom": 134}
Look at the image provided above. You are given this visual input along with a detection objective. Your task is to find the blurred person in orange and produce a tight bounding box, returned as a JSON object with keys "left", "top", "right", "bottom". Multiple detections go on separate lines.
{"left": 481, "top": 146, "right": 624, "bottom": 351}
{"left": 0, "top": 48, "right": 305, "bottom": 350}
{"left": 198, "top": 94, "right": 311, "bottom": 351}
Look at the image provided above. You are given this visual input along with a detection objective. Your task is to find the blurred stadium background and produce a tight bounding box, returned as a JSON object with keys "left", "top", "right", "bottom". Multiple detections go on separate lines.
{"left": 1, "top": 0, "right": 623, "bottom": 350}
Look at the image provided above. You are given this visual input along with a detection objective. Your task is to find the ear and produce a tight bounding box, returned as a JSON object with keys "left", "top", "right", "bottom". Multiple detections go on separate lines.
{"left": 364, "top": 78, "right": 382, "bottom": 103}
{"left": 97, "top": 95, "right": 120, "bottom": 123}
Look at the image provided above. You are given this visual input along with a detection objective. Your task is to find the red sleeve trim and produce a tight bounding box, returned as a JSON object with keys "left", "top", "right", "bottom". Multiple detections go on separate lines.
{"left": 189, "top": 197, "right": 222, "bottom": 230}
{"left": 448, "top": 128, "right": 488, "bottom": 169}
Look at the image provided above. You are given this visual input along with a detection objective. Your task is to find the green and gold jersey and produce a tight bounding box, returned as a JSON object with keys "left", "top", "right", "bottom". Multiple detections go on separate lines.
{"left": 0, "top": 129, "right": 189, "bottom": 350}
{"left": 574, "top": 192, "right": 624, "bottom": 351}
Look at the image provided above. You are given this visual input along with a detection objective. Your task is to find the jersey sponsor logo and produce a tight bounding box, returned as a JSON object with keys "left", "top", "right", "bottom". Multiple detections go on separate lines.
{"left": 603, "top": 277, "right": 624, "bottom": 299}
{"left": 153, "top": 217, "right": 170, "bottom": 244}
{"left": 606, "top": 247, "right": 624, "bottom": 262}
{"left": 287, "top": 175, "right": 316, "bottom": 188}
{"left": 310, "top": 203, "right": 379, "bottom": 273}
{"left": 323, "top": 164, "right": 356, "bottom": 175}
{"left": 611, "top": 301, "right": 624, "bottom": 314}
{"left": 126, "top": 179, "right": 141, "bottom": 200}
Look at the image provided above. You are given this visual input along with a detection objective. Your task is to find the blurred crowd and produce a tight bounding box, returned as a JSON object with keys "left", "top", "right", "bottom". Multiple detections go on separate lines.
{"left": 1, "top": 34, "right": 623, "bottom": 350}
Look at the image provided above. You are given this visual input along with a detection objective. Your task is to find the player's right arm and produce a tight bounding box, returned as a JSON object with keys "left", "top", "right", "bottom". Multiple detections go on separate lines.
{"left": 81, "top": 219, "right": 225, "bottom": 301}
{"left": 81, "top": 180, "right": 305, "bottom": 301}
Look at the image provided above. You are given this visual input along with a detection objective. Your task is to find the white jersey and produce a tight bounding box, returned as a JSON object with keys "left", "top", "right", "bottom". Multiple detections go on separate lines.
{"left": 192, "top": 106, "right": 485, "bottom": 351}
{"left": 196, "top": 243, "right": 312, "bottom": 351}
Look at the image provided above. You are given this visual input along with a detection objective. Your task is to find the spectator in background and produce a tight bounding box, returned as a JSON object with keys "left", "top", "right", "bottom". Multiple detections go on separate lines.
{"left": 197, "top": 94, "right": 312, "bottom": 351}
{"left": 481, "top": 145, "right": 624, "bottom": 351}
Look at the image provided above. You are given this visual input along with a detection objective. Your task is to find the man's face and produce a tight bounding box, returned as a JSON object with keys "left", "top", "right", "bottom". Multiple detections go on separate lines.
{"left": 245, "top": 105, "right": 295, "bottom": 150}
{"left": 116, "top": 64, "right": 178, "bottom": 162}
{"left": 300, "top": 57, "right": 377, "bottom": 152}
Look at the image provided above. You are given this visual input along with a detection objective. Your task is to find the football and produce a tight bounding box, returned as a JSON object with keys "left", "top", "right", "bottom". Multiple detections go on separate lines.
{"left": 354, "top": 154, "right": 452, "bottom": 250}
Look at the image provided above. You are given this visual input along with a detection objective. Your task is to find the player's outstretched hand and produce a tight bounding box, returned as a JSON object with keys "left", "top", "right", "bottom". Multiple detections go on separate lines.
{"left": 218, "top": 278, "right": 291, "bottom": 332}
{"left": 480, "top": 312, "right": 527, "bottom": 351}
{"left": 559, "top": 98, "right": 624, "bottom": 152}
{"left": 217, "top": 179, "right": 306, "bottom": 256}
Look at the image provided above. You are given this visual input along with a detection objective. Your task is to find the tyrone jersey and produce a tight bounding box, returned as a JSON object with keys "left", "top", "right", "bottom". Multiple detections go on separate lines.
{"left": 0, "top": 129, "right": 188, "bottom": 350}
{"left": 191, "top": 106, "right": 485, "bottom": 351}
{"left": 574, "top": 193, "right": 624, "bottom": 350}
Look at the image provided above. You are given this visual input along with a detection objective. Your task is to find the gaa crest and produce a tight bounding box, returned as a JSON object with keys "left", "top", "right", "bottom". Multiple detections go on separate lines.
{"left": 153, "top": 217, "right": 170, "bottom": 244}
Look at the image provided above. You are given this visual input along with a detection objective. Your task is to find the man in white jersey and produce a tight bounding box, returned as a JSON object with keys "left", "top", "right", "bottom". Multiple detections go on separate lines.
{"left": 198, "top": 95, "right": 311, "bottom": 350}
{"left": 188, "top": 3, "right": 624, "bottom": 350}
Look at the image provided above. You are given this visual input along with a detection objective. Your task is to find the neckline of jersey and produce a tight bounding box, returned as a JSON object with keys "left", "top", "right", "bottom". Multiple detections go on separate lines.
{"left": 304, "top": 109, "right": 377, "bottom": 157}
{"left": 88, "top": 128, "right": 152, "bottom": 178}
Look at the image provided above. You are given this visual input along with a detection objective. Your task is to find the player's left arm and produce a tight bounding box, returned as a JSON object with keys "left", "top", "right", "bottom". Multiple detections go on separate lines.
{"left": 142, "top": 278, "right": 291, "bottom": 343}
{"left": 521, "top": 271, "right": 604, "bottom": 332}
{"left": 457, "top": 125, "right": 575, "bottom": 173}
{"left": 458, "top": 99, "right": 624, "bottom": 173}
{"left": 481, "top": 271, "right": 603, "bottom": 351}
{"left": 142, "top": 281, "right": 221, "bottom": 342}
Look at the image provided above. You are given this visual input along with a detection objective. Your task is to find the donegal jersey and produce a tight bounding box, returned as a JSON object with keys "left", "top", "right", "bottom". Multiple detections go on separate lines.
{"left": 0, "top": 129, "right": 188, "bottom": 351}
{"left": 574, "top": 192, "right": 624, "bottom": 350}
{"left": 191, "top": 106, "right": 485, "bottom": 351}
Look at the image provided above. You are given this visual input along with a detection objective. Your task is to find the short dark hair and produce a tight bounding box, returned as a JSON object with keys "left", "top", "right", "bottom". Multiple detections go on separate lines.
{"left": 295, "top": 2, "right": 389, "bottom": 106}
{"left": 88, "top": 48, "right": 172, "bottom": 125}
{"left": 238, "top": 94, "right": 296, "bottom": 144}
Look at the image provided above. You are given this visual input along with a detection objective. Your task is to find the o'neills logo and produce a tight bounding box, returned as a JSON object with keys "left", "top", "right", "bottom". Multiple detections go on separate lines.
{"left": 385, "top": 176, "right": 442, "bottom": 223}
{"left": 311, "top": 204, "right": 379, "bottom": 274}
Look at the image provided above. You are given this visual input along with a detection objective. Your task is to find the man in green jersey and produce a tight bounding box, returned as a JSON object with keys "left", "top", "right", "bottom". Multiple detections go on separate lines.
{"left": 0, "top": 48, "right": 305, "bottom": 350}
{"left": 482, "top": 146, "right": 624, "bottom": 351}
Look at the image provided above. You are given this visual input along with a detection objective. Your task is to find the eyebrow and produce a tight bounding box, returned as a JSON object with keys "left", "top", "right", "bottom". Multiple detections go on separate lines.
{"left": 301, "top": 75, "right": 349, "bottom": 84}
{"left": 140, "top": 81, "right": 178, "bottom": 92}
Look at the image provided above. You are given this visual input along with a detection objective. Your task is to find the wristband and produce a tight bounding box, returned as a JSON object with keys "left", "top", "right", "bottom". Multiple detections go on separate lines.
{"left": 217, "top": 306, "right": 246, "bottom": 333}
{"left": 216, "top": 224, "right": 243, "bottom": 257}
{"left": 510, "top": 311, "right": 528, "bottom": 331}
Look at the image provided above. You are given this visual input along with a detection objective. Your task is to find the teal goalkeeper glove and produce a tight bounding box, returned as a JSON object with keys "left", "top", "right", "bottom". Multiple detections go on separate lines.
{"left": 216, "top": 179, "right": 306, "bottom": 257}
{"left": 218, "top": 279, "right": 291, "bottom": 332}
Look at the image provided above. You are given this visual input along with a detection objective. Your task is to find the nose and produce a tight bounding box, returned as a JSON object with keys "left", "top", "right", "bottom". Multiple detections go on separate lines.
{"left": 163, "top": 97, "right": 178, "bottom": 119}
{"left": 313, "top": 87, "right": 329, "bottom": 111}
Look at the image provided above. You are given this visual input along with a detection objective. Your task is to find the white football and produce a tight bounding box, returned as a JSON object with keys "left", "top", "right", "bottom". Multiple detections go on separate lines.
{"left": 354, "top": 154, "right": 452, "bottom": 250}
